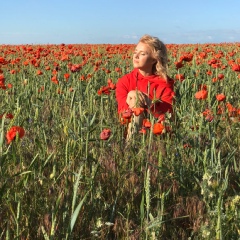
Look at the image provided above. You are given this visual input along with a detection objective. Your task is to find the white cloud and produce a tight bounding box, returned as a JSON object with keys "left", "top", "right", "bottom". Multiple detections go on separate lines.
{"left": 123, "top": 35, "right": 138, "bottom": 39}
{"left": 163, "top": 29, "right": 240, "bottom": 44}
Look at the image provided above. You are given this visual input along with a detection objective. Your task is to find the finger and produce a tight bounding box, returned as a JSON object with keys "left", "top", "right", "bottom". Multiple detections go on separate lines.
{"left": 129, "top": 99, "right": 136, "bottom": 108}
{"left": 141, "top": 93, "right": 151, "bottom": 105}
{"left": 136, "top": 92, "right": 144, "bottom": 100}
{"left": 127, "top": 96, "right": 135, "bottom": 108}
{"left": 138, "top": 93, "right": 147, "bottom": 105}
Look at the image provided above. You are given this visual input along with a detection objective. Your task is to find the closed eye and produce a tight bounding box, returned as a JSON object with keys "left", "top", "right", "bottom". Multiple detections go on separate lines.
{"left": 133, "top": 51, "right": 146, "bottom": 56}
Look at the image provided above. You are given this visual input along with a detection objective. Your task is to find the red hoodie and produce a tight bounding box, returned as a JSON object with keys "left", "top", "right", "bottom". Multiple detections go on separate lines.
{"left": 116, "top": 68, "right": 175, "bottom": 118}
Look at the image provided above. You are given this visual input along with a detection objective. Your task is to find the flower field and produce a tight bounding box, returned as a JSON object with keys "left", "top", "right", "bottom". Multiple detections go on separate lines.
{"left": 0, "top": 42, "right": 239, "bottom": 239}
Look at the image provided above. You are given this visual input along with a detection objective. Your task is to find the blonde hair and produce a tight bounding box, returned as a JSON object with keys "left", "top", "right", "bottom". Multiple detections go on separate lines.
{"left": 139, "top": 34, "right": 168, "bottom": 80}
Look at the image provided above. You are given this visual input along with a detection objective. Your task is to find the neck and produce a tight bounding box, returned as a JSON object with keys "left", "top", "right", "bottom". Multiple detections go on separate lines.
{"left": 138, "top": 69, "right": 153, "bottom": 77}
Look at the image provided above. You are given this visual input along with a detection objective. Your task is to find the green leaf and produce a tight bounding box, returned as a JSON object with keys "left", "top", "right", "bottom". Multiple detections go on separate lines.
{"left": 70, "top": 191, "right": 89, "bottom": 231}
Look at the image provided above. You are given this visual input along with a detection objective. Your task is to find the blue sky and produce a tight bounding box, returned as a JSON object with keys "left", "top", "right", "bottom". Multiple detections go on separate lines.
{"left": 1, "top": 0, "right": 240, "bottom": 45}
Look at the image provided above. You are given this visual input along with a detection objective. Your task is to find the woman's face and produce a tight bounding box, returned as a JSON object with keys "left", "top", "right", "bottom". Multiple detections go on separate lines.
{"left": 132, "top": 42, "right": 155, "bottom": 73}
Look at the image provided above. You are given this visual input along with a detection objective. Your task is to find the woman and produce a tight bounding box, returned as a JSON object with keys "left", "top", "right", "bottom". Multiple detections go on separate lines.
{"left": 116, "top": 34, "right": 175, "bottom": 140}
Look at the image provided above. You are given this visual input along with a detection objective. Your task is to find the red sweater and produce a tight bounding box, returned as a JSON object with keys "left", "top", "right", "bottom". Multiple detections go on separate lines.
{"left": 116, "top": 68, "right": 175, "bottom": 118}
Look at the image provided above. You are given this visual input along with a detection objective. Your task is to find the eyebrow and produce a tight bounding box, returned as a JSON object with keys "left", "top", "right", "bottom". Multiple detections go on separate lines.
{"left": 134, "top": 49, "right": 147, "bottom": 53}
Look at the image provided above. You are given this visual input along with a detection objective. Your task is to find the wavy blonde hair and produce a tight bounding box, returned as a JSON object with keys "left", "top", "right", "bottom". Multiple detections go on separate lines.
{"left": 139, "top": 34, "right": 168, "bottom": 80}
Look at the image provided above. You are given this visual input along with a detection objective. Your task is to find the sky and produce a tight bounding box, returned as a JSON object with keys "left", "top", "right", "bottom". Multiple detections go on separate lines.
{"left": 0, "top": 0, "right": 240, "bottom": 45}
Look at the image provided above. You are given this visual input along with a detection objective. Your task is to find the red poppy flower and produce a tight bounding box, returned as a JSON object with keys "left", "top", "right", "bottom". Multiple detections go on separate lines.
{"left": 180, "top": 53, "right": 193, "bottom": 62}
{"left": 174, "top": 61, "right": 184, "bottom": 69}
{"left": 36, "top": 70, "right": 43, "bottom": 75}
{"left": 80, "top": 75, "right": 86, "bottom": 81}
{"left": 121, "top": 108, "right": 133, "bottom": 119}
{"left": 0, "top": 74, "right": 5, "bottom": 86}
{"left": 131, "top": 107, "right": 144, "bottom": 116}
{"left": 216, "top": 93, "right": 226, "bottom": 102}
{"left": 70, "top": 64, "right": 81, "bottom": 73}
{"left": 202, "top": 109, "right": 214, "bottom": 122}
{"left": 175, "top": 73, "right": 185, "bottom": 81}
{"left": 97, "top": 86, "right": 110, "bottom": 95}
{"left": 183, "top": 143, "right": 192, "bottom": 149}
{"left": 61, "top": 54, "right": 69, "bottom": 61}
{"left": 51, "top": 76, "right": 59, "bottom": 84}
{"left": 87, "top": 74, "right": 92, "bottom": 79}
{"left": 115, "top": 67, "right": 121, "bottom": 73}
{"left": 107, "top": 79, "right": 116, "bottom": 90}
{"left": 217, "top": 105, "right": 224, "bottom": 115}
{"left": 195, "top": 90, "right": 208, "bottom": 100}
{"left": 232, "top": 64, "right": 240, "bottom": 72}
{"left": 221, "top": 65, "right": 226, "bottom": 70}
{"left": 198, "top": 52, "right": 207, "bottom": 59}
{"left": 0, "top": 57, "right": 8, "bottom": 65}
{"left": 52, "top": 70, "right": 58, "bottom": 75}
{"left": 206, "top": 70, "right": 212, "bottom": 75}
{"left": 22, "top": 60, "right": 29, "bottom": 66}
{"left": 198, "top": 84, "right": 207, "bottom": 90}
{"left": 100, "top": 128, "right": 111, "bottom": 140}
{"left": 139, "top": 127, "right": 147, "bottom": 134}
{"left": 226, "top": 103, "right": 237, "bottom": 117}
{"left": 6, "top": 126, "right": 25, "bottom": 144}
{"left": 143, "top": 119, "right": 151, "bottom": 128}
{"left": 7, "top": 83, "right": 13, "bottom": 88}
{"left": 0, "top": 113, "right": 14, "bottom": 119}
{"left": 205, "top": 114, "right": 214, "bottom": 122}
{"left": 217, "top": 73, "right": 224, "bottom": 80}
{"left": 64, "top": 73, "right": 70, "bottom": 80}
{"left": 152, "top": 122, "right": 164, "bottom": 135}
{"left": 108, "top": 82, "right": 116, "bottom": 90}
{"left": 211, "top": 63, "right": 221, "bottom": 69}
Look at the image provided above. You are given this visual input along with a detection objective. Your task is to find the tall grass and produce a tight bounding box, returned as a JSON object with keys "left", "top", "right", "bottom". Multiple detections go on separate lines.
{"left": 0, "top": 43, "right": 239, "bottom": 239}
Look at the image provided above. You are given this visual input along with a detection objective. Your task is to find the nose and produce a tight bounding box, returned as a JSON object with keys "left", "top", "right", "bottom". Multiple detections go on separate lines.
{"left": 133, "top": 52, "right": 139, "bottom": 59}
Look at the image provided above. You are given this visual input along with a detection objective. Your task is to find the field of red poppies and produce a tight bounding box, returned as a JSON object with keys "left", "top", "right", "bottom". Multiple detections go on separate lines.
{"left": 0, "top": 42, "right": 239, "bottom": 239}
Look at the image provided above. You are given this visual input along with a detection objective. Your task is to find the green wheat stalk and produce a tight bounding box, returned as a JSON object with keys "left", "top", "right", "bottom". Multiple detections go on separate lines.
{"left": 145, "top": 168, "right": 151, "bottom": 220}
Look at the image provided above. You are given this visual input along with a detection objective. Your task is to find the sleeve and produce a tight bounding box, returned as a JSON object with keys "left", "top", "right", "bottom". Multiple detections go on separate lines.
{"left": 115, "top": 76, "right": 130, "bottom": 113}
{"left": 150, "top": 86, "right": 175, "bottom": 117}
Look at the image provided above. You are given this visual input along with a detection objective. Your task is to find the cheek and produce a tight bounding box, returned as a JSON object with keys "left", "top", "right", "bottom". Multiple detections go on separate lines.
{"left": 140, "top": 56, "right": 149, "bottom": 63}
{"left": 144, "top": 57, "right": 154, "bottom": 65}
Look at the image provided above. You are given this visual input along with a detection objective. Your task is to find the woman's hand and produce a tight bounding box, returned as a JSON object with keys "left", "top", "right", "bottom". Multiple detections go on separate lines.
{"left": 126, "top": 90, "right": 151, "bottom": 108}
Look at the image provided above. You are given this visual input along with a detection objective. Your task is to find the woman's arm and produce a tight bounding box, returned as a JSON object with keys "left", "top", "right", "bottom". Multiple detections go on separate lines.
{"left": 116, "top": 78, "right": 130, "bottom": 113}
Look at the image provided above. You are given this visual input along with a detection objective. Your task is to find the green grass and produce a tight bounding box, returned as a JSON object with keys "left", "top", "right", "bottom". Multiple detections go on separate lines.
{"left": 0, "top": 43, "right": 239, "bottom": 239}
